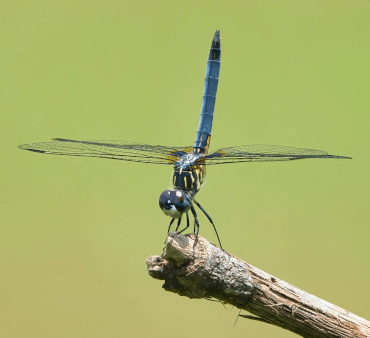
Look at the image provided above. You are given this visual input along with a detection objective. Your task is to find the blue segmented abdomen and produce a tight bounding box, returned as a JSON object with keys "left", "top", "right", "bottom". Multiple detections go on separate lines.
{"left": 193, "top": 30, "right": 221, "bottom": 154}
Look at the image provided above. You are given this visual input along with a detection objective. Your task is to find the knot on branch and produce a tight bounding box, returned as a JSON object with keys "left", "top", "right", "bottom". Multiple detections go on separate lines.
{"left": 146, "top": 233, "right": 254, "bottom": 303}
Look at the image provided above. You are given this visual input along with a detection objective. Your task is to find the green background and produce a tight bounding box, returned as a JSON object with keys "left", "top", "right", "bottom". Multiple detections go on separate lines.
{"left": 1, "top": 1, "right": 369, "bottom": 337}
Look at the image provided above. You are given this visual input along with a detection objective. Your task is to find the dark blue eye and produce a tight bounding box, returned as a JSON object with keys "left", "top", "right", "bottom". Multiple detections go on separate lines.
{"left": 159, "top": 190, "right": 191, "bottom": 214}
{"left": 159, "top": 190, "right": 171, "bottom": 209}
{"left": 173, "top": 190, "right": 184, "bottom": 203}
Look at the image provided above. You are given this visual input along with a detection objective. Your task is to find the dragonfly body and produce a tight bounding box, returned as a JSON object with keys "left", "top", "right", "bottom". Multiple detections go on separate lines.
{"left": 168, "top": 31, "right": 221, "bottom": 199}
{"left": 19, "top": 31, "right": 351, "bottom": 250}
{"left": 159, "top": 32, "right": 221, "bottom": 235}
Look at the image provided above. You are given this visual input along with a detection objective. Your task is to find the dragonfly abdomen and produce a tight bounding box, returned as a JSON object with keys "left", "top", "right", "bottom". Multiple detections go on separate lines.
{"left": 193, "top": 30, "right": 221, "bottom": 155}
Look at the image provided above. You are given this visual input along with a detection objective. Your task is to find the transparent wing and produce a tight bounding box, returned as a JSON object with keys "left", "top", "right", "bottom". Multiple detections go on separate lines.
{"left": 203, "top": 144, "right": 351, "bottom": 164}
{"left": 19, "top": 138, "right": 193, "bottom": 165}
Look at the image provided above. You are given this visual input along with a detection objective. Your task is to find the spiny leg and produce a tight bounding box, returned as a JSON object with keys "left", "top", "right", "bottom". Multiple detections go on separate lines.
{"left": 193, "top": 199, "right": 224, "bottom": 250}
{"left": 178, "top": 212, "right": 190, "bottom": 234}
{"left": 175, "top": 216, "right": 182, "bottom": 232}
{"left": 190, "top": 205, "right": 200, "bottom": 248}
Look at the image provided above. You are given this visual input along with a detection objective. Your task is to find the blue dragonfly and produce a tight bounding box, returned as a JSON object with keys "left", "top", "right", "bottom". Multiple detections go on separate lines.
{"left": 19, "top": 31, "right": 351, "bottom": 250}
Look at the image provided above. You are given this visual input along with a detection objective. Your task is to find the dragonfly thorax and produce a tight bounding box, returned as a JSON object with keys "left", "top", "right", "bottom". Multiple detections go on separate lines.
{"left": 174, "top": 153, "right": 204, "bottom": 170}
{"left": 172, "top": 164, "right": 206, "bottom": 195}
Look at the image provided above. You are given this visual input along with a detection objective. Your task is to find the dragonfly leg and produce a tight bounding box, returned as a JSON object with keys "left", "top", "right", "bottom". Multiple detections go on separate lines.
{"left": 164, "top": 218, "right": 176, "bottom": 248}
{"left": 178, "top": 212, "right": 190, "bottom": 234}
{"left": 190, "top": 205, "right": 200, "bottom": 248}
{"left": 175, "top": 217, "right": 182, "bottom": 232}
{"left": 193, "top": 199, "right": 223, "bottom": 250}
{"left": 167, "top": 218, "right": 175, "bottom": 235}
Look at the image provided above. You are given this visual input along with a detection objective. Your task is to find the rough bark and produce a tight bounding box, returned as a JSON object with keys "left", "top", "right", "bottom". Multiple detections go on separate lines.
{"left": 146, "top": 233, "right": 370, "bottom": 338}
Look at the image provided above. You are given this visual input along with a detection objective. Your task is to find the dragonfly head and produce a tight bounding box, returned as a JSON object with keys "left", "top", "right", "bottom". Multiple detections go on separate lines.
{"left": 159, "top": 189, "right": 191, "bottom": 218}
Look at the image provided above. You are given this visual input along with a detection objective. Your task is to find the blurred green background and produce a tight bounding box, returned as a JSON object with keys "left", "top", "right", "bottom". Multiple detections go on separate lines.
{"left": 1, "top": 1, "right": 369, "bottom": 337}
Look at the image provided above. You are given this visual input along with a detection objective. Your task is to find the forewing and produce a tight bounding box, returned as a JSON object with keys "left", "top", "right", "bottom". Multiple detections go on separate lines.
{"left": 203, "top": 144, "right": 351, "bottom": 164}
{"left": 19, "top": 138, "right": 193, "bottom": 165}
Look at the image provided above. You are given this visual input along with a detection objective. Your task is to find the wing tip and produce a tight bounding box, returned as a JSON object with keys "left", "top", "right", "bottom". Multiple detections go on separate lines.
{"left": 336, "top": 155, "right": 352, "bottom": 160}
{"left": 18, "top": 145, "right": 46, "bottom": 154}
{"left": 326, "top": 154, "right": 352, "bottom": 160}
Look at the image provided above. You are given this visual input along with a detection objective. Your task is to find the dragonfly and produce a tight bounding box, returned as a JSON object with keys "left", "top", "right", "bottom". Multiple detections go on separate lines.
{"left": 19, "top": 31, "right": 351, "bottom": 250}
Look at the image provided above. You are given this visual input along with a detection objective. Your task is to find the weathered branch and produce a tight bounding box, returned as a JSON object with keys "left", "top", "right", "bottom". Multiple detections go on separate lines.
{"left": 146, "top": 233, "right": 370, "bottom": 338}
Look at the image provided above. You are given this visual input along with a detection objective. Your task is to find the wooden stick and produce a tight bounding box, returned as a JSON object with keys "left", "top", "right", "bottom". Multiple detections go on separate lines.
{"left": 146, "top": 233, "right": 370, "bottom": 338}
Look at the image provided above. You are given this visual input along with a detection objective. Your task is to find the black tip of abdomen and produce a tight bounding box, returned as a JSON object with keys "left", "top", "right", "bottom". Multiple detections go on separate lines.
{"left": 213, "top": 30, "right": 220, "bottom": 42}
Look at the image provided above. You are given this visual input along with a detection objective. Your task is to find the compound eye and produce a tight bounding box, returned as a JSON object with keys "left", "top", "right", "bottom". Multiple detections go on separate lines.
{"left": 159, "top": 190, "right": 171, "bottom": 207}
{"left": 174, "top": 190, "right": 184, "bottom": 203}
